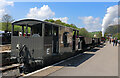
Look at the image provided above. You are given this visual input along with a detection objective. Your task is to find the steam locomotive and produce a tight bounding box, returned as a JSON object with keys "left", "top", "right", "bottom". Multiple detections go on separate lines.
{"left": 11, "top": 19, "right": 100, "bottom": 73}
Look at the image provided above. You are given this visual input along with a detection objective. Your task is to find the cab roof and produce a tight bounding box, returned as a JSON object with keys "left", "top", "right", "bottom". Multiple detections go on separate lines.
{"left": 12, "top": 19, "right": 79, "bottom": 31}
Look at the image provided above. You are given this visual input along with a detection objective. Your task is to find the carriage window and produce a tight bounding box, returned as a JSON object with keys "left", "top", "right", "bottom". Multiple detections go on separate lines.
{"left": 53, "top": 27, "right": 58, "bottom": 36}
{"left": 13, "top": 25, "right": 22, "bottom": 36}
{"left": 32, "top": 25, "right": 42, "bottom": 37}
{"left": 13, "top": 25, "right": 31, "bottom": 37}
{"left": 63, "top": 32, "right": 69, "bottom": 47}
{"left": 45, "top": 24, "right": 52, "bottom": 36}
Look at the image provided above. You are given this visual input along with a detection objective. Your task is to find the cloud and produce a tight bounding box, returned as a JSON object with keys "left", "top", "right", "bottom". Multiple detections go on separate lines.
{"left": 26, "top": 5, "right": 55, "bottom": 20}
{"left": 109, "top": 17, "right": 120, "bottom": 26}
{"left": 102, "top": 5, "right": 119, "bottom": 36}
{"left": 0, "top": 0, "right": 14, "bottom": 21}
{"left": 26, "top": 5, "right": 69, "bottom": 23}
{"left": 78, "top": 16, "right": 101, "bottom": 32}
{"left": 0, "top": 9, "right": 5, "bottom": 21}
{"left": 0, "top": 0, "right": 14, "bottom": 8}
{"left": 53, "top": 17, "right": 69, "bottom": 23}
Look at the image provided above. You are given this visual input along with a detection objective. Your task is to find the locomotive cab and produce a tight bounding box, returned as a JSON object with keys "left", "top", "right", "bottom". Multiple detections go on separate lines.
{"left": 11, "top": 19, "right": 60, "bottom": 72}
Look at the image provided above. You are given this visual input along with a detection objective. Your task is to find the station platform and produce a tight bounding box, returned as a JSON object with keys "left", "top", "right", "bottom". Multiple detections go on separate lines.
{"left": 25, "top": 43, "right": 118, "bottom": 77}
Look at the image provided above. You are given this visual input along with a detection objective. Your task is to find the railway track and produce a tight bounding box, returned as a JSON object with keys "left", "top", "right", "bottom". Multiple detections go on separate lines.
{"left": 1, "top": 64, "right": 21, "bottom": 77}
{"left": 0, "top": 44, "right": 20, "bottom": 77}
{"left": 0, "top": 44, "right": 11, "bottom": 52}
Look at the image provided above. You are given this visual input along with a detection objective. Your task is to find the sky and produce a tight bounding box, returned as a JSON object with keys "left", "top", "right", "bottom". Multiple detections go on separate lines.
{"left": 0, "top": 0, "right": 119, "bottom": 32}
{"left": 6, "top": 0, "right": 120, "bottom": 2}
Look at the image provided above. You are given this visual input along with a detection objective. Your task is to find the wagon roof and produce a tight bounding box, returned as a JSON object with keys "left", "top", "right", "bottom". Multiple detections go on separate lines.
{"left": 12, "top": 19, "right": 78, "bottom": 31}
{"left": 12, "top": 19, "right": 43, "bottom": 26}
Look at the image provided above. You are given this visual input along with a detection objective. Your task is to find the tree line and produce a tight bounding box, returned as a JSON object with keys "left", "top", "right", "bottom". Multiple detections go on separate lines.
{"left": 1, "top": 14, "right": 102, "bottom": 38}
{"left": 105, "top": 25, "right": 120, "bottom": 40}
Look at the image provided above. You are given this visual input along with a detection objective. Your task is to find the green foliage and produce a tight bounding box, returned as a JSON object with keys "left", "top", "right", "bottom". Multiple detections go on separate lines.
{"left": 1, "top": 22, "right": 21, "bottom": 32}
{"left": 0, "top": 23, "right": 2, "bottom": 30}
{"left": 105, "top": 25, "right": 120, "bottom": 39}
{"left": 105, "top": 25, "right": 120, "bottom": 35}
{"left": 90, "top": 31, "right": 102, "bottom": 38}
{"left": 2, "top": 14, "right": 14, "bottom": 32}
{"left": 54, "top": 20, "right": 62, "bottom": 24}
{"left": 44, "top": 19, "right": 77, "bottom": 29}
{"left": 2, "top": 22, "right": 11, "bottom": 31}
{"left": 45, "top": 19, "right": 55, "bottom": 23}
{"left": 0, "top": 22, "right": 30, "bottom": 33}
{"left": 44, "top": 19, "right": 94, "bottom": 37}
{"left": 117, "top": 33, "right": 120, "bottom": 40}
{"left": 113, "top": 33, "right": 120, "bottom": 40}
{"left": 79, "top": 28, "right": 92, "bottom": 37}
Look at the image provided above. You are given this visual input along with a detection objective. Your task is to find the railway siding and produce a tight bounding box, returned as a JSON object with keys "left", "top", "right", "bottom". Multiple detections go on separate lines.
{"left": 1, "top": 64, "right": 21, "bottom": 76}
{"left": 0, "top": 44, "right": 11, "bottom": 51}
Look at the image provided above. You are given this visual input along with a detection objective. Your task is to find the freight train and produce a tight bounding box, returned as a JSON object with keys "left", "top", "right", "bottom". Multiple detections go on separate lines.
{"left": 11, "top": 19, "right": 100, "bottom": 73}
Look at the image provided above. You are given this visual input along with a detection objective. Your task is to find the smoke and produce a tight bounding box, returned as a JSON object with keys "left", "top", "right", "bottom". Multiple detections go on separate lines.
{"left": 102, "top": 5, "right": 119, "bottom": 37}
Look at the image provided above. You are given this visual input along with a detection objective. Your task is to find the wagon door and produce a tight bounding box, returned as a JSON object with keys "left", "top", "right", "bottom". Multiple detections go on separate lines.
{"left": 73, "top": 30, "right": 76, "bottom": 51}
{"left": 53, "top": 26, "right": 59, "bottom": 54}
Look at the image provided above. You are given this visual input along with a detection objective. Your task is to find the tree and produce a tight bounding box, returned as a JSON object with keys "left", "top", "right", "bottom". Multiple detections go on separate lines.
{"left": 79, "top": 28, "right": 91, "bottom": 37}
{"left": 54, "top": 20, "right": 62, "bottom": 24}
{"left": 2, "top": 14, "right": 14, "bottom": 32}
{"left": 44, "top": 19, "right": 55, "bottom": 23}
{"left": 113, "top": 33, "right": 120, "bottom": 40}
{"left": 117, "top": 33, "right": 120, "bottom": 40}
{"left": 97, "top": 31, "right": 102, "bottom": 38}
{"left": 44, "top": 19, "right": 78, "bottom": 29}
{"left": 90, "top": 31, "right": 102, "bottom": 38}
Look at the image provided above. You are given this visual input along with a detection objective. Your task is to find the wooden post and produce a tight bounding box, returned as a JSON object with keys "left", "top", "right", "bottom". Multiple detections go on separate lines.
{"left": 30, "top": 27, "right": 32, "bottom": 36}
{"left": 51, "top": 25, "right": 53, "bottom": 53}
{"left": 42, "top": 23, "right": 45, "bottom": 37}
{"left": 52, "top": 25, "right": 53, "bottom": 36}
{"left": 22, "top": 26, "right": 24, "bottom": 36}
{"left": 77, "top": 31, "right": 79, "bottom": 37}
{"left": 26, "top": 24, "right": 28, "bottom": 36}
{"left": 12, "top": 23, "right": 14, "bottom": 36}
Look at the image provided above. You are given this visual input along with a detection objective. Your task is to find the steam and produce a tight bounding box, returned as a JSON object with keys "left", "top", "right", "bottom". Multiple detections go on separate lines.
{"left": 102, "top": 5, "right": 119, "bottom": 37}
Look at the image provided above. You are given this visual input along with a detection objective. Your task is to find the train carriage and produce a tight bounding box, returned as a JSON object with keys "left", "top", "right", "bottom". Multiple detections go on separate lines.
{"left": 84, "top": 37, "right": 93, "bottom": 47}
{"left": 11, "top": 19, "right": 100, "bottom": 73}
{"left": 11, "top": 19, "right": 79, "bottom": 72}
{"left": 78, "top": 36, "right": 93, "bottom": 50}
{"left": 93, "top": 38, "right": 100, "bottom": 45}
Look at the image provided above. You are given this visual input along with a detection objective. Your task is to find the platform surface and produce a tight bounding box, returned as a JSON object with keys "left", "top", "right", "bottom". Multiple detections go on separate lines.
{"left": 28, "top": 43, "right": 118, "bottom": 76}
{"left": 49, "top": 43, "right": 118, "bottom": 76}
